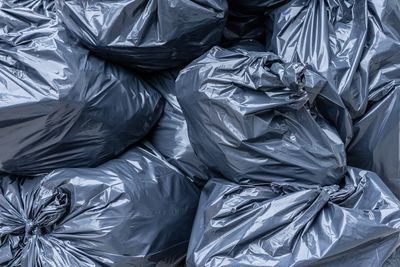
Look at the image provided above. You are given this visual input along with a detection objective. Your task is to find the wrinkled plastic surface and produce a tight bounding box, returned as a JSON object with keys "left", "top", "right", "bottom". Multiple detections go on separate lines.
{"left": 346, "top": 0, "right": 400, "bottom": 198}
{"left": 348, "top": 88, "right": 400, "bottom": 198}
{"left": 56, "top": 0, "right": 228, "bottom": 70}
{"left": 266, "top": 0, "right": 400, "bottom": 151}
{"left": 0, "top": 0, "right": 55, "bottom": 16}
{"left": 148, "top": 71, "right": 211, "bottom": 186}
{"left": 384, "top": 248, "right": 400, "bottom": 267}
{"left": 187, "top": 167, "right": 400, "bottom": 267}
{"left": 0, "top": 142, "right": 200, "bottom": 266}
{"left": 0, "top": 7, "right": 163, "bottom": 175}
{"left": 176, "top": 45, "right": 346, "bottom": 185}
{"left": 266, "top": 0, "right": 369, "bottom": 119}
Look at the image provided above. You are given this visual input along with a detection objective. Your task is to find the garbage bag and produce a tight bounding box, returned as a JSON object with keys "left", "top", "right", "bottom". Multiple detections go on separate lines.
{"left": 0, "top": 7, "right": 163, "bottom": 175}
{"left": 147, "top": 71, "right": 212, "bottom": 186}
{"left": 56, "top": 0, "right": 228, "bottom": 71}
{"left": 347, "top": 0, "right": 400, "bottom": 198}
{"left": 0, "top": 142, "right": 200, "bottom": 267}
{"left": 176, "top": 45, "right": 346, "bottom": 185}
{"left": 266, "top": 0, "right": 369, "bottom": 119}
{"left": 348, "top": 88, "right": 400, "bottom": 198}
{"left": 187, "top": 167, "right": 400, "bottom": 267}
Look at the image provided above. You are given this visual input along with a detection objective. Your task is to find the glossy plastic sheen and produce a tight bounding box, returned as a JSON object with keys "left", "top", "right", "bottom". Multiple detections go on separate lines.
{"left": 0, "top": 7, "right": 163, "bottom": 175}
{"left": 56, "top": 0, "right": 228, "bottom": 70}
{"left": 348, "top": 88, "right": 400, "bottom": 198}
{"left": 187, "top": 167, "right": 400, "bottom": 267}
{"left": 0, "top": 142, "right": 200, "bottom": 266}
{"left": 346, "top": 0, "right": 400, "bottom": 198}
{"left": 266, "top": 0, "right": 369, "bottom": 120}
{"left": 148, "top": 71, "right": 212, "bottom": 186}
{"left": 0, "top": 0, "right": 55, "bottom": 15}
{"left": 176, "top": 45, "right": 346, "bottom": 185}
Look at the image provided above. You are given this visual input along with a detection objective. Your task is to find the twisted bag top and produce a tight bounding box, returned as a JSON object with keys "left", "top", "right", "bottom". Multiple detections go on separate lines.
{"left": 176, "top": 45, "right": 346, "bottom": 186}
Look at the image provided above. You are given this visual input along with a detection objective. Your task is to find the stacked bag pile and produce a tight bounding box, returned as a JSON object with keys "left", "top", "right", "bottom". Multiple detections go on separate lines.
{"left": 0, "top": 0, "right": 399, "bottom": 266}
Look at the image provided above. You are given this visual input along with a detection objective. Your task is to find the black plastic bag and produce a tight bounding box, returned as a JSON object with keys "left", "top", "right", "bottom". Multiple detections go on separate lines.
{"left": 176, "top": 45, "right": 346, "bottom": 186}
{"left": 348, "top": 88, "right": 400, "bottom": 198}
{"left": 266, "top": 0, "right": 369, "bottom": 120}
{"left": 265, "top": 1, "right": 400, "bottom": 152}
{"left": 187, "top": 167, "right": 400, "bottom": 267}
{"left": 345, "top": 0, "right": 400, "bottom": 198}
{"left": 147, "top": 71, "right": 212, "bottom": 186}
{"left": 0, "top": 142, "right": 200, "bottom": 266}
{"left": 0, "top": 7, "right": 163, "bottom": 175}
{"left": 56, "top": 0, "right": 228, "bottom": 71}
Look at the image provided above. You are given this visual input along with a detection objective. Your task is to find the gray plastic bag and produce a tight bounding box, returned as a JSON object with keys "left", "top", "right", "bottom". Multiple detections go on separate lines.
{"left": 348, "top": 88, "right": 400, "bottom": 198}
{"left": 176, "top": 45, "right": 346, "bottom": 185}
{"left": 187, "top": 167, "right": 400, "bottom": 267}
{"left": 346, "top": 0, "right": 400, "bottom": 198}
{"left": 0, "top": 6, "right": 163, "bottom": 175}
{"left": 265, "top": 1, "right": 400, "bottom": 152}
{"left": 56, "top": 0, "right": 228, "bottom": 71}
{"left": 266, "top": 0, "right": 369, "bottom": 120}
{"left": 0, "top": 142, "right": 200, "bottom": 266}
{"left": 147, "top": 71, "right": 212, "bottom": 186}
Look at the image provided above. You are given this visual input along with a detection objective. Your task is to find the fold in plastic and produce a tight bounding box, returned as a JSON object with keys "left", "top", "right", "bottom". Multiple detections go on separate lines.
{"left": 346, "top": 0, "right": 400, "bottom": 198}
{"left": 56, "top": 0, "right": 228, "bottom": 70}
{"left": 0, "top": 142, "right": 200, "bottom": 267}
{"left": 187, "top": 167, "right": 400, "bottom": 267}
{"left": 176, "top": 44, "right": 346, "bottom": 185}
{"left": 0, "top": 7, "right": 163, "bottom": 175}
{"left": 148, "top": 70, "right": 212, "bottom": 186}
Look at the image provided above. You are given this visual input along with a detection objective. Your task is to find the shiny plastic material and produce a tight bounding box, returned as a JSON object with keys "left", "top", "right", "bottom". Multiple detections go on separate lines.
{"left": 0, "top": 0, "right": 55, "bottom": 15}
{"left": 0, "top": 7, "right": 163, "bottom": 175}
{"left": 266, "top": 0, "right": 369, "bottom": 119}
{"left": 348, "top": 87, "right": 400, "bottom": 197}
{"left": 176, "top": 45, "right": 346, "bottom": 185}
{"left": 56, "top": 0, "right": 228, "bottom": 71}
{"left": 187, "top": 167, "right": 400, "bottom": 267}
{"left": 346, "top": 0, "right": 400, "bottom": 198}
{"left": 148, "top": 71, "right": 211, "bottom": 186}
{"left": 0, "top": 142, "right": 200, "bottom": 266}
